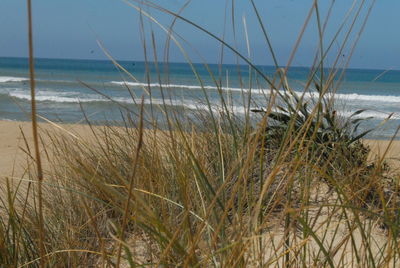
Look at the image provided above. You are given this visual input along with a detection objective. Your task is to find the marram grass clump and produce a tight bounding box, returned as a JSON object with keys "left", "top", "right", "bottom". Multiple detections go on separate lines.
{"left": 2, "top": 106, "right": 398, "bottom": 266}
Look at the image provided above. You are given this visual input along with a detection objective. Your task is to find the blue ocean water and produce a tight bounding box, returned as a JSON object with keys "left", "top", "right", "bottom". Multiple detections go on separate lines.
{"left": 0, "top": 57, "right": 399, "bottom": 139}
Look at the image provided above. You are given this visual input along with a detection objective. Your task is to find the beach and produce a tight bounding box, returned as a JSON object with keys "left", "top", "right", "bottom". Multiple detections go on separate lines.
{"left": 3, "top": 0, "right": 400, "bottom": 265}
{"left": 1, "top": 120, "right": 399, "bottom": 178}
{"left": 0, "top": 120, "right": 94, "bottom": 177}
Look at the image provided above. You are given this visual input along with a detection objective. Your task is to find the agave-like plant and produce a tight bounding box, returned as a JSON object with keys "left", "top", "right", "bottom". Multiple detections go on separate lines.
{"left": 253, "top": 80, "right": 374, "bottom": 148}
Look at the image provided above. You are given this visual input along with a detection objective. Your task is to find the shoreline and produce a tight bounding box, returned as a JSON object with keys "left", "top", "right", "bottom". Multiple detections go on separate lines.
{"left": 0, "top": 120, "right": 399, "bottom": 177}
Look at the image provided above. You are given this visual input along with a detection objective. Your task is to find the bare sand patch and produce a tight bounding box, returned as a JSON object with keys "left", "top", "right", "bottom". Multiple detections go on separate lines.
{"left": 0, "top": 120, "right": 95, "bottom": 178}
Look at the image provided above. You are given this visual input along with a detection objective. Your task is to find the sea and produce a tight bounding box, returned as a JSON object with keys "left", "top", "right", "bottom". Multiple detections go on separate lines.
{"left": 0, "top": 57, "right": 399, "bottom": 139}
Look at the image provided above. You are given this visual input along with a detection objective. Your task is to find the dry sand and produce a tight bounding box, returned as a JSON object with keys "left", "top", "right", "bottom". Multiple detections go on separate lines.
{"left": 0, "top": 120, "right": 399, "bottom": 178}
{"left": 0, "top": 120, "right": 94, "bottom": 178}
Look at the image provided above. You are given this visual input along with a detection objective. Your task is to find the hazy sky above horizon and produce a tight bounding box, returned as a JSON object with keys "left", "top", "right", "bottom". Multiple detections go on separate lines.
{"left": 0, "top": 0, "right": 398, "bottom": 70}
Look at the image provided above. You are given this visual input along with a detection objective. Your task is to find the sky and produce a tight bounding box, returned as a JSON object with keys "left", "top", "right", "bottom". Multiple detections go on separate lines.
{"left": 0, "top": 0, "right": 399, "bottom": 70}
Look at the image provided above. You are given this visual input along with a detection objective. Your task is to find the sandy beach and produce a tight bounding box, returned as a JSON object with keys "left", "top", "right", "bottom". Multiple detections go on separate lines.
{"left": 0, "top": 120, "right": 95, "bottom": 177}
{"left": 0, "top": 120, "right": 399, "bottom": 178}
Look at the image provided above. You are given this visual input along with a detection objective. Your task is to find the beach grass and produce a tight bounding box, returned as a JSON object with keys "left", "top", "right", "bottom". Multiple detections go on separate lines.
{"left": 1, "top": 0, "right": 400, "bottom": 267}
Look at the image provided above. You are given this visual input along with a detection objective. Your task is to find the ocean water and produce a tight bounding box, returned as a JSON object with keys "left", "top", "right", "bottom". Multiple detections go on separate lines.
{"left": 0, "top": 57, "right": 399, "bottom": 139}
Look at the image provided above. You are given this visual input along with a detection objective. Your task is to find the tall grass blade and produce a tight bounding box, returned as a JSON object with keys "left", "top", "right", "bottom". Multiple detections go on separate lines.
{"left": 26, "top": 0, "right": 46, "bottom": 266}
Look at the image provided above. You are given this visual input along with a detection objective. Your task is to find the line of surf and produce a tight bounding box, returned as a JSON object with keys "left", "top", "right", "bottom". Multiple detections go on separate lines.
{"left": 0, "top": 76, "right": 29, "bottom": 83}
{"left": 3, "top": 90, "right": 397, "bottom": 119}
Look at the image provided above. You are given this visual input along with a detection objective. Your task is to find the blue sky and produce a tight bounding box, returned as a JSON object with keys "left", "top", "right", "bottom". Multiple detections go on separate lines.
{"left": 0, "top": 0, "right": 398, "bottom": 69}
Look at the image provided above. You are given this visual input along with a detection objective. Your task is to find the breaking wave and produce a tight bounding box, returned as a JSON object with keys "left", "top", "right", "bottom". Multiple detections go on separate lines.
{"left": 0, "top": 76, "right": 28, "bottom": 83}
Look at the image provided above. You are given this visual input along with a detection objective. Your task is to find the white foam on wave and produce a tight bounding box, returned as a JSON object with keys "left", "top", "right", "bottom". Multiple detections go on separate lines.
{"left": 5, "top": 89, "right": 248, "bottom": 114}
{"left": 110, "top": 81, "right": 268, "bottom": 94}
{"left": 111, "top": 80, "right": 400, "bottom": 104}
{"left": 3, "top": 88, "right": 399, "bottom": 120}
{"left": 8, "top": 90, "right": 107, "bottom": 103}
{"left": 286, "top": 91, "right": 400, "bottom": 104}
{"left": 1, "top": 76, "right": 400, "bottom": 105}
{"left": 339, "top": 110, "right": 400, "bottom": 120}
{"left": 0, "top": 76, "right": 28, "bottom": 83}
{"left": 327, "top": 92, "right": 400, "bottom": 103}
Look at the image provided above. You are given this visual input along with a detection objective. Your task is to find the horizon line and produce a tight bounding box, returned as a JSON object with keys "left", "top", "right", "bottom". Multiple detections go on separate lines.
{"left": 0, "top": 55, "right": 397, "bottom": 72}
